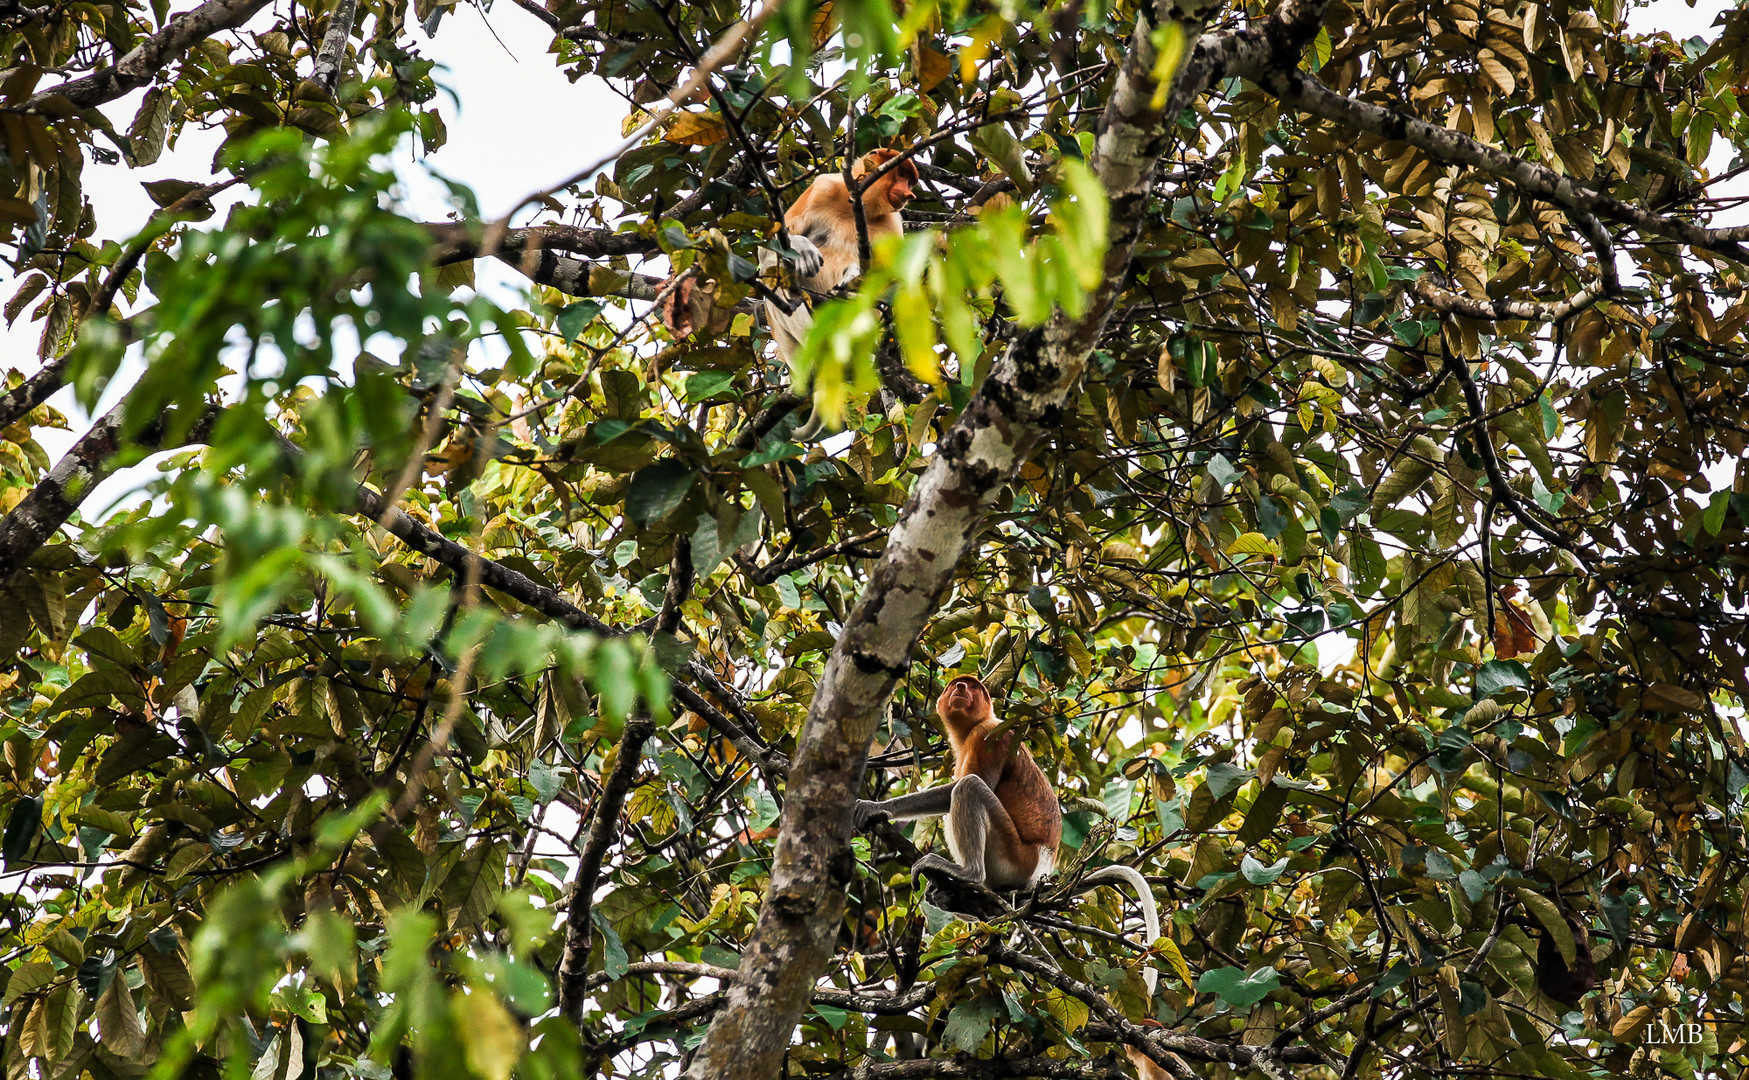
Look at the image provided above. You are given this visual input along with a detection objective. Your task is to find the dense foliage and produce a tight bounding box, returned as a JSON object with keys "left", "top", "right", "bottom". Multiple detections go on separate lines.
{"left": 3, "top": 0, "right": 1748, "bottom": 1077}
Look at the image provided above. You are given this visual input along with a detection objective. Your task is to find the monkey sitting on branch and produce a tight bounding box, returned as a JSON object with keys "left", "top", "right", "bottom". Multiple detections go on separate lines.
{"left": 852, "top": 676, "right": 1159, "bottom": 960}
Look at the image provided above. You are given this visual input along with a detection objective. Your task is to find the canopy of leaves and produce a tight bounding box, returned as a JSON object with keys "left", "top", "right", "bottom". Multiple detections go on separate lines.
{"left": 2, "top": 0, "right": 1747, "bottom": 1077}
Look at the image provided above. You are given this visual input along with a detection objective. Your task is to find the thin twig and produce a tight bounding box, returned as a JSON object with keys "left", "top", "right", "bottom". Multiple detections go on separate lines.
{"left": 556, "top": 715, "right": 655, "bottom": 1021}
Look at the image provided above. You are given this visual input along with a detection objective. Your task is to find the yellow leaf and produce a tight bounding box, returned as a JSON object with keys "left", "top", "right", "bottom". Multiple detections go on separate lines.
{"left": 958, "top": 15, "right": 1002, "bottom": 83}
{"left": 456, "top": 993, "right": 523, "bottom": 1080}
{"left": 1155, "top": 936, "right": 1194, "bottom": 989}
{"left": 665, "top": 112, "right": 728, "bottom": 146}
{"left": 1611, "top": 1004, "right": 1653, "bottom": 1041}
{"left": 1478, "top": 53, "right": 1515, "bottom": 95}
{"left": 809, "top": 1, "right": 836, "bottom": 49}
{"left": 1148, "top": 21, "right": 1189, "bottom": 110}
{"left": 1225, "top": 533, "right": 1279, "bottom": 561}
{"left": 916, "top": 46, "right": 952, "bottom": 92}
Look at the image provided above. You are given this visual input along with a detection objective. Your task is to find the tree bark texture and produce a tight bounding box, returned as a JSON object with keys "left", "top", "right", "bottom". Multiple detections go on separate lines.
{"left": 26, "top": 0, "right": 274, "bottom": 110}
{"left": 0, "top": 403, "right": 214, "bottom": 580}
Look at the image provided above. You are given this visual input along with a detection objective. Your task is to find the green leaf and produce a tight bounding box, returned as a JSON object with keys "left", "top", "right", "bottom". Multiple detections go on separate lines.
{"left": 3, "top": 961, "right": 55, "bottom": 1004}
{"left": 44, "top": 670, "right": 146, "bottom": 715}
{"left": 1512, "top": 887, "right": 1576, "bottom": 966}
{"left": 74, "top": 627, "right": 138, "bottom": 668}
{"left": 685, "top": 371, "right": 736, "bottom": 402}
{"left": 1101, "top": 779, "right": 1133, "bottom": 819}
{"left": 593, "top": 908, "right": 629, "bottom": 979}
{"left": 1476, "top": 660, "right": 1531, "bottom": 697}
{"left": 626, "top": 459, "right": 696, "bottom": 527}
{"left": 968, "top": 125, "right": 1032, "bottom": 197}
{"left": 105, "top": 720, "right": 187, "bottom": 777}
{"left": 3, "top": 797, "right": 41, "bottom": 864}
{"left": 940, "top": 996, "right": 1003, "bottom": 1052}
{"left": 1240, "top": 853, "right": 1288, "bottom": 884}
{"left": 1205, "top": 763, "right": 1254, "bottom": 799}
{"left": 740, "top": 439, "right": 804, "bottom": 467}
{"left": 557, "top": 300, "right": 604, "bottom": 340}
{"left": 1195, "top": 966, "right": 1279, "bottom": 1008}
{"left": 748, "top": 788, "right": 779, "bottom": 831}
{"left": 528, "top": 758, "right": 564, "bottom": 804}
{"left": 142, "top": 178, "right": 205, "bottom": 207}
{"left": 1703, "top": 489, "right": 1731, "bottom": 535}
{"left": 812, "top": 1004, "right": 850, "bottom": 1030}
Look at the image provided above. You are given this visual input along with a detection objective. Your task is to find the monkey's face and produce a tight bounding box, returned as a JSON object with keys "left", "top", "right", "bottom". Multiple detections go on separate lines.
{"left": 937, "top": 675, "right": 991, "bottom": 724}
{"left": 883, "top": 163, "right": 916, "bottom": 209}
{"left": 858, "top": 150, "right": 917, "bottom": 212}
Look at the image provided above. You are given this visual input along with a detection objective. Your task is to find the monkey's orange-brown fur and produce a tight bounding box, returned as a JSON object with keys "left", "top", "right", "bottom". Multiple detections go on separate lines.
{"left": 936, "top": 675, "right": 1061, "bottom": 880}
{"left": 782, "top": 149, "right": 917, "bottom": 290}
{"left": 765, "top": 149, "right": 918, "bottom": 361}
{"left": 853, "top": 674, "right": 1165, "bottom": 1077}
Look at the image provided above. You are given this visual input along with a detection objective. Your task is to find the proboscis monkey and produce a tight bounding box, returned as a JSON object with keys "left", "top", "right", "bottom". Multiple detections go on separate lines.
{"left": 761, "top": 148, "right": 918, "bottom": 362}
{"left": 852, "top": 675, "right": 1160, "bottom": 977}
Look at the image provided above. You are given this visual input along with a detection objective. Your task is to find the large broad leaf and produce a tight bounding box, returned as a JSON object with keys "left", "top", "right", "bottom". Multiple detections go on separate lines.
{"left": 1195, "top": 966, "right": 1279, "bottom": 1008}
{"left": 3, "top": 797, "right": 40, "bottom": 865}
{"left": 1475, "top": 660, "right": 1531, "bottom": 697}
{"left": 626, "top": 459, "right": 696, "bottom": 528}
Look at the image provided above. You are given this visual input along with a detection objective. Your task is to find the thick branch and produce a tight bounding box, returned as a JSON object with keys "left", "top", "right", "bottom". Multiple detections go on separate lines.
{"left": 489, "top": 249, "right": 667, "bottom": 301}
{"left": 829, "top": 1059, "right": 1127, "bottom": 1080}
{"left": 27, "top": 0, "right": 273, "bottom": 110}
{"left": 0, "top": 356, "right": 78, "bottom": 436}
{"left": 428, "top": 222, "right": 655, "bottom": 265}
{"left": 0, "top": 403, "right": 215, "bottom": 580}
{"left": 580, "top": 960, "right": 936, "bottom": 1015}
{"left": 308, "top": 0, "right": 359, "bottom": 93}
{"left": 656, "top": 535, "right": 693, "bottom": 633}
{"left": 1413, "top": 210, "right": 1620, "bottom": 322}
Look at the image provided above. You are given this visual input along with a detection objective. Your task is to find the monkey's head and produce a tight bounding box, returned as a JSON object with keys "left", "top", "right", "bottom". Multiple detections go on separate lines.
{"left": 937, "top": 675, "right": 992, "bottom": 729}
{"left": 855, "top": 149, "right": 917, "bottom": 213}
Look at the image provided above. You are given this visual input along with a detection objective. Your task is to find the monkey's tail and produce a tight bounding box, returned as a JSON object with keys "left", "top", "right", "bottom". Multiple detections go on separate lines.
{"left": 1079, "top": 865, "right": 1160, "bottom": 997}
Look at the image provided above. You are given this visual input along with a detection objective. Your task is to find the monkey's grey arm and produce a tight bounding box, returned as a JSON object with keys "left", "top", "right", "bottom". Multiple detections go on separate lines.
{"left": 853, "top": 785, "right": 953, "bottom": 831}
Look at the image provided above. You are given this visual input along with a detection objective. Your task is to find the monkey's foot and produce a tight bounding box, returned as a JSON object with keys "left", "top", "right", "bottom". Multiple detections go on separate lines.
{"left": 911, "top": 856, "right": 1011, "bottom": 917}
{"left": 910, "top": 853, "right": 976, "bottom": 886}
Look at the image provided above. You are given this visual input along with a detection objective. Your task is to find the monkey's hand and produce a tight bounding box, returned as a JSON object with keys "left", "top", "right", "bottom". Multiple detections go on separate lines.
{"left": 852, "top": 800, "right": 891, "bottom": 832}
{"left": 783, "top": 235, "right": 824, "bottom": 279}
